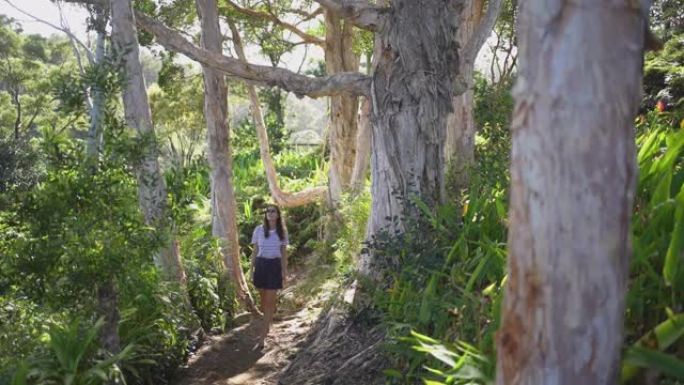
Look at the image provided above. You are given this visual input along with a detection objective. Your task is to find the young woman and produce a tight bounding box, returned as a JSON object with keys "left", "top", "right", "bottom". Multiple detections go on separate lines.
{"left": 250, "top": 204, "right": 288, "bottom": 349}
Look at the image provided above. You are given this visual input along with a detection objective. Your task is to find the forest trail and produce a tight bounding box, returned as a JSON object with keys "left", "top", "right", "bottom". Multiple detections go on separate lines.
{"left": 173, "top": 271, "right": 332, "bottom": 385}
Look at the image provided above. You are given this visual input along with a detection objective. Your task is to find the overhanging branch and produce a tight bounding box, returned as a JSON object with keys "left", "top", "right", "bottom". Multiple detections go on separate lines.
{"left": 134, "top": 11, "right": 370, "bottom": 98}
{"left": 463, "top": 0, "right": 503, "bottom": 66}
{"left": 313, "top": 0, "right": 387, "bottom": 31}
{"left": 222, "top": 0, "right": 325, "bottom": 46}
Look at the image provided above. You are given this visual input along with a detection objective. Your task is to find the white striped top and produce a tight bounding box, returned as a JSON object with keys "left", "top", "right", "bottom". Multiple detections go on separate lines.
{"left": 251, "top": 225, "right": 288, "bottom": 259}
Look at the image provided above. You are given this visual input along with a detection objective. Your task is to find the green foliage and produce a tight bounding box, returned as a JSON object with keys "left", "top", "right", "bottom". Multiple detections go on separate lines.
{"left": 332, "top": 190, "right": 372, "bottom": 270}
{"left": 399, "top": 332, "right": 494, "bottom": 385}
{"left": 0, "top": 135, "right": 43, "bottom": 193}
{"left": 628, "top": 110, "right": 684, "bottom": 375}
{"left": 643, "top": 34, "right": 684, "bottom": 115}
{"left": 651, "top": 0, "right": 684, "bottom": 40}
{"left": 367, "top": 173, "right": 507, "bottom": 383}
{"left": 379, "top": 110, "right": 684, "bottom": 385}
{"left": 473, "top": 74, "right": 514, "bottom": 187}
{"left": 117, "top": 278, "right": 197, "bottom": 383}
{"left": 0, "top": 297, "right": 52, "bottom": 377}
{"left": 1, "top": 133, "right": 159, "bottom": 299}
{"left": 258, "top": 87, "right": 289, "bottom": 154}
{"left": 622, "top": 312, "right": 684, "bottom": 383}
{"left": 10, "top": 318, "right": 134, "bottom": 385}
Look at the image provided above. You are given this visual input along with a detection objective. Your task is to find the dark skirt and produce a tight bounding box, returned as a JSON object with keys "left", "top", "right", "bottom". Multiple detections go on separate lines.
{"left": 253, "top": 257, "right": 283, "bottom": 290}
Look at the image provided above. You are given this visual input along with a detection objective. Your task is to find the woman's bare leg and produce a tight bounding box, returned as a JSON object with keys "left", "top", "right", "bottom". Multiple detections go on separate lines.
{"left": 258, "top": 289, "right": 266, "bottom": 313}
{"left": 259, "top": 289, "right": 277, "bottom": 342}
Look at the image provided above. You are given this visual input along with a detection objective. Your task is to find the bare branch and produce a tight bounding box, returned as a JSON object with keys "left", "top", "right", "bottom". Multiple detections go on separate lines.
{"left": 222, "top": 0, "right": 325, "bottom": 46}
{"left": 313, "top": 0, "right": 386, "bottom": 31}
{"left": 134, "top": 11, "right": 370, "bottom": 98}
{"left": 463, "top": 0, "right": 503, "bottom": 66}
{"left": 2, "top": 0, "right": 95, "bottom": 64}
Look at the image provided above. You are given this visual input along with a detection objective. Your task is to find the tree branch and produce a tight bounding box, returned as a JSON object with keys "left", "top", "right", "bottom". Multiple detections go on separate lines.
{"left": 297, "top": 6, "right": 324, "bottom": 22}
{"left": 313, "top": 0, "right": 386, "bottom": 31}
{"left": 463, "top": 0, "right": 503, "bottom": 67}
{"left": 134, "top": 11, "right": 370, "bottom": 98}
{"left": 222, "top": 0, "right": 325, "bottom": 46}
{"left": 284, "top": 6, "right": 324, "bottom": 20}
{"left": 227, "top": 16, "right": 328, "bottom": 208}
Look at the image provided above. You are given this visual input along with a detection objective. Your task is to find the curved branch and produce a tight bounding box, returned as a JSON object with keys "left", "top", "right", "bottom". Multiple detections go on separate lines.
{"left": 227, "top": 17, "right": 327, "bottom": 208}
{"left": 134, "top": 11, "right": 370, "bottom": 98}
{"left": 222, "top": 0, "right": 325, "bottom": 46}
{"left": 463, "top": 0, "right": 503, "bottom": 67}
{"left": 313, "top": 0, "right": 387, "bottom": 31}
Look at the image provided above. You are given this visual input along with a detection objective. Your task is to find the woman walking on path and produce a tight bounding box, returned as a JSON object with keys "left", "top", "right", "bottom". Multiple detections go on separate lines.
{"left": 251, "top": 204, "right": 288, "bottom": 349}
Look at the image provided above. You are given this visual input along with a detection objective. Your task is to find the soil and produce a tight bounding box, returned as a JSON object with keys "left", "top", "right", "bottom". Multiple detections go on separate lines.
{"left": 172, "top": 271, "right": 387, "bottom": 385}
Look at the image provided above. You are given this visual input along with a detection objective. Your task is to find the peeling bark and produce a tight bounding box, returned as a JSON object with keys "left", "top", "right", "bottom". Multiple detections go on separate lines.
{"left": 350, "top": 98, "right": 371, "bottom": 194}
{"left": 445, "top": 0, "right": 483, "bottom": 198}
{"left": 110, "top": 0, "right": 186, "bottom": 284}
{"left": 362, "top": 0, "right": 461, "bottom": 276}
{"left": 196, "top": 0, "right": 258, "bottom": 313}
{"left": 496, "top": 1, "right": 645, "bottom": 384}
{"left": 313, "top": 0, "right": 387, "bottom": 31}
{"left": 325, "top": 11, "right": 360, "bottom": 203}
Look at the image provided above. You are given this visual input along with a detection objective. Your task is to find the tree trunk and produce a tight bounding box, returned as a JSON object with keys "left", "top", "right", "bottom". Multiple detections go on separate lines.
{"left": 196, "top": 0, "right": 257, "bottom": 314}
{"left": 86, "top": 27, "right": 107, "bottom": 160}
{"left": 12, "top": 89, "right": 21, "bottom": 140}
{"left": 495, "top": 2, "right": 645, "bottom": 384}
{"left": 110, "top": 0, "right": 186, "bottom": 285}
{"left": 97, "top": 279, "right": 121, "bottom": 355}
{"left": 362, "top": 0, "right": 460, "bottom": 276}
{"left": 227, "top": 19, "right": 327, "bottom": 208}
{"left": 445, "top": 0, "right": 483, "bottom": 200}
{"left": 350, "top": 97, "right": 371, "bottom": 195}
{"left": 325, "top": 11, "right": 360, "bottom": 203}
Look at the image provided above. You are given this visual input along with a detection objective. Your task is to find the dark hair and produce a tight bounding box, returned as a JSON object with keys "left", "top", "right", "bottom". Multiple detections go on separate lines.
{"left": 263, "top": 204, "right": 286, "bottom": 241}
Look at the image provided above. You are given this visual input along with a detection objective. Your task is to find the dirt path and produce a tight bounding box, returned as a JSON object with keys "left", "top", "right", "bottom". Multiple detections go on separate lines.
{"left": 173, "top": 277, "right": 331, "bottom": 385}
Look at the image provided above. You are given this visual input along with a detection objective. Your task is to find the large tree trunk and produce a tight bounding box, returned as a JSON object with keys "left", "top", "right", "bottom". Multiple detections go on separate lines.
{"left": 196, "top": 0, "right": 257, "bottom": 313}
{"left": 445, "top": 0, "right": 483, "bottom": 199}
{"left": 362, "top": 0, "right": 460, "bottom": 276}
{"left": 325, "top": 11, "right": 360, "bottom": 203}
{"left": 227, "top": 19, "right": 327, "bottom": 208}
{"left": 495, "top": 2, "right": 645, "bottom": 384}
{"left": 110, "top": 0, "right": 186, "bottom": 285}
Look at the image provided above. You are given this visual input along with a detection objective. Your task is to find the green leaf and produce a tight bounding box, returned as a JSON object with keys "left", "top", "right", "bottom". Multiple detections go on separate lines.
{"left": 664, "top": 185, "right": 684, "bottom": 286}
{"left": 423, "top": 380, "right": 445, "bottom": 385}
{"left": 410, "top": 330, "right": 439, "bottom": 344}
{"left": 383, "top": 369, "right": 403, "bottom": 378}
{"left": 11, "top": 361, "right": 29, "bottom": 385}
{"left": 621, "top": 313, "right": 684, "bottom": 382}
{"left": 650, "top": 169, "right": 672, "bottom": 207}
{"left": 623, "top": 346, "right": 684, "bottom": 380}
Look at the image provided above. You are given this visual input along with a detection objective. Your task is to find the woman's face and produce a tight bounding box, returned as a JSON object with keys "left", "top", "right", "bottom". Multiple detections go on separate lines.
{"left": 265, "top": 206, "right": 279, "bottom": 221}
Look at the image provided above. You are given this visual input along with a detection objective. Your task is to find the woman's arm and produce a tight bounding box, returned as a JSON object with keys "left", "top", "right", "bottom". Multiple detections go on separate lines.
{"left": 251, "top": 245, "right": 259, "bottom": 274}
